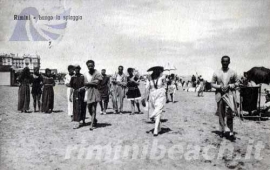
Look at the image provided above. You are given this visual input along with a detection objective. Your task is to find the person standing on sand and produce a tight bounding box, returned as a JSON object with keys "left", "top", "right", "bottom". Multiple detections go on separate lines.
{"left": 98, "top": 69, "right": 110, "bottom": 115}
{"left": 175, "top": 75, "right": 179, "bottom": 90}
{"left": 17, "top": 67, "right": 32, "bottom": 113}
{"left": 64, "top": 65, "right": 74, "bottom": 120}
{"left": 197, "top": 77, "right": 205, "bottom": 97}
{"left": 110, "top": 66, "right": 127, "bottom": 114}
{"left": 41, "top": 68, "right": 55, "bottom": 113}
{"left": 142, "top": 66, "right": 166, "bottom": 136}
{"left": 191, "top": 75, "right": 197, "bottom": 87}
{"left": 211, "top": 56, "right": 239, "bottom": 140}
{"left": 70, "top": 65, "right": 87, "bottom": 129}
{"left": 31, "top": 67, "right": 43, "bottom": 112}
{"left": 126, "top": 68, "right": 142, "bottom": 115}
{"left": 165, "top": 75, "right": 170, "bottom": 103}
{"left": 167, "top": 74, "right": 177, "bottom": 102}
{"left": 84, "top": 60, "right": 103, "bottom": 130}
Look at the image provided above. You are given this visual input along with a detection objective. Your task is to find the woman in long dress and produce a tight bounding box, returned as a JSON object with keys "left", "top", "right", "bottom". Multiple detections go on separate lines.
{"left": 143, "top": 66, "right": 166, "bottom": 136}
{"left": 70, "top": 65, "right": 87, "bottom": 129}
{"left": 126, "top": 68, "right": 142, "bottom": 115}
{"left": 41, "top": 68, "right": 55, "bottom": 113}
{"left": 18, "top": 67, "right": 31, "bottom": 113}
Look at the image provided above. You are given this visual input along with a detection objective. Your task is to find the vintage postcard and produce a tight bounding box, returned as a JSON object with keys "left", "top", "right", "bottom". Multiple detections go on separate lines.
{"left": 0, "top": 0, "right": 270, "bottom": 169}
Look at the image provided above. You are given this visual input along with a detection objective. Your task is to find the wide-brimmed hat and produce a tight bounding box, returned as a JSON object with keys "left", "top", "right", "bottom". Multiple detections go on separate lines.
{"left": 147, "top": 66, "right": 164, "bottom": 72}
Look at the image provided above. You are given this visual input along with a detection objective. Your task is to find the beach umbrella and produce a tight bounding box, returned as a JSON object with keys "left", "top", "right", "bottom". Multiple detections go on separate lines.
{"left": 246, "top": 67, "right": 270, "bottom": 84}
{"left": 164, "top": 63, "right": 176, "bottom": 74}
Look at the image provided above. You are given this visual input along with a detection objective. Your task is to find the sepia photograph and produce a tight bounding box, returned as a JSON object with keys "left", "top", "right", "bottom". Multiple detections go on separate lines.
{"left": 0, "top": 0, "right": 270, "bottom": 169}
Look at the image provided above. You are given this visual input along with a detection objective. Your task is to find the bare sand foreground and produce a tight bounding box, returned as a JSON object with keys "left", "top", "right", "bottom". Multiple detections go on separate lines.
{"left": 0, "top": 85, "right": 270, "bottom": 170}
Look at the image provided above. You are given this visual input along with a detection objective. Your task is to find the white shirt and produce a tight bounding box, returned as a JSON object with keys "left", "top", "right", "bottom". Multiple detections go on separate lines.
{"left": 223, "top": 71, "right": 229, "bottom": 85}
{"left": 84, "top": 72, "right": 93, "bottom": 83}
{"left": 64, "top": 74, "right": 72, "bottom": 86}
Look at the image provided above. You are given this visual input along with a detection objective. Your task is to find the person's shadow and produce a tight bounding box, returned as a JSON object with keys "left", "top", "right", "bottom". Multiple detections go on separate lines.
{"left": 52, "top": 110, "right": 64, "bottom": 113}
{"left": 146, "top": 127, "right": 172, "bottom": 135}
{"left": 103, "top": 111, "right": 114, "bottom": 115}
{"left": 95, "top": 123, "right": 112, "bottom": 128}
{"left": 102, "top": 111, "right": 131, "bottom": 115}
{"left": 161, "top": 119, "right": 168, "bottom": 123}
{"left": 211, "top": 130, "right": 223, "bottom": 137}
{"left": 81, "top": 122, "right": 112, "bottom": 129}
{"left": 211, "top": 130, "right": 238, "bottom": 142}
{"left": 144, "top": 119, "right": 168, "bottom": 124}
{"left": 159, "top": 127, "right": 172, "bottom": 134}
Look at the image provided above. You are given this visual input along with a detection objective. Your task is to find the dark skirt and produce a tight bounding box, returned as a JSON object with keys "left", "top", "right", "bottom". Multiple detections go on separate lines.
{"left": 73, "top": 89, "right": 87, "bottom": 122}
{"left": 126, "top": 88, "right": 141, "bottom": 99}
{"left": 41, "top": 86, "right": 54, "bottom": 112}
{"left": 18, "top": 84, "right": 30, "bottom": 111}
{"left": 31, "top": 86, "right": 42, "bottom": 95}
{"left": 98, "top": 88, "right": 109, "bottom": 101}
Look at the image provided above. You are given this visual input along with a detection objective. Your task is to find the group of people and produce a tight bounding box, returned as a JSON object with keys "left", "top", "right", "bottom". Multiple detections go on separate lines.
{"left": 64, "top": 62, "right": 144, "bottom": 130}
{"left": 181, "top": 75, "right": 206, "bottom": 96}
{"left": 18, "top": 55, "right": 267, "bottom": 139}
{"left": 17, "top": 67, "right": 55, "bottom": 113}
{"left": 64, "top": 61, "right": 173, "bottom": 134}
{"left": 16, "top": 59, "right": 176, "bottom": 136}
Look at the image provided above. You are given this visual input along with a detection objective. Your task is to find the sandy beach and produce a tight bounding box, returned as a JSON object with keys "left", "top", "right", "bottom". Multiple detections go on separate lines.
{"left": 0, "top": 84, "right": 270, "bottom": 170}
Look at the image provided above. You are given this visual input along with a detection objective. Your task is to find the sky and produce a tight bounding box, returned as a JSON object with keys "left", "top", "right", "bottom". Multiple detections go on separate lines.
{"left": 0, "top": 0, "right": 270, "bottom": 80}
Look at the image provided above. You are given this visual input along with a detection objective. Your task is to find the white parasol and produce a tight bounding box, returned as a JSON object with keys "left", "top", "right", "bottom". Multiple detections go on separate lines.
{"left": 164, "top": 63, "right": 177, "bottom": 74}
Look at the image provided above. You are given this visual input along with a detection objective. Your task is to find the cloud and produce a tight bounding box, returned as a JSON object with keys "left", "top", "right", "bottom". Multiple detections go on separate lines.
{"left": 0, "top": 0, "right": 270, "bottom": 79}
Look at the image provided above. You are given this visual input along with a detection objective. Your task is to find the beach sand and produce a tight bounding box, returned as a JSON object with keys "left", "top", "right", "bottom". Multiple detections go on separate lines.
{"left": 0, "top": 85, "right": 269, "bottom": 170}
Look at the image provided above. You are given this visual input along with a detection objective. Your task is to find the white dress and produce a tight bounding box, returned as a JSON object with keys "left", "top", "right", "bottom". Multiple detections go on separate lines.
{"left": 168, "top": 80, "right": 176, "bottom": 94}
{"left": 145, "top": 75, "right": 166, "bottom": 119}
{"left": 64, "top": 74, "right": 73, "bottom": 116}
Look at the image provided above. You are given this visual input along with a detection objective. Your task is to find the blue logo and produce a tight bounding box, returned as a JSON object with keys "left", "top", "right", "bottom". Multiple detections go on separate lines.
{"left": 10, "top": 7, "right": 71, "bottom": 42}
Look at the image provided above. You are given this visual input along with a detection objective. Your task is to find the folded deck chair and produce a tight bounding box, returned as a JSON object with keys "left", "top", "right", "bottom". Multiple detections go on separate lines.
{"left": 240, "top": 86, "right": 261, "bottom": 120}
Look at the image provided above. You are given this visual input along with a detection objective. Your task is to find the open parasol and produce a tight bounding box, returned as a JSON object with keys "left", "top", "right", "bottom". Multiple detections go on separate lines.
{"left": 246, "top": 67, "right": 270, "bottom": 84}
{"left": 164, "top": 63, "right": 176, "bottom": 74}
